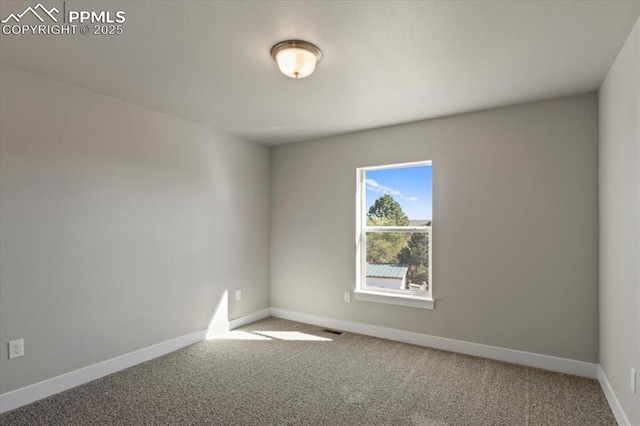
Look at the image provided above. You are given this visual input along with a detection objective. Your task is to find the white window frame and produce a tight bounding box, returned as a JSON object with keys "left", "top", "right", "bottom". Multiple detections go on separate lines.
{"left": 355, "top": 161, "right": 434, "bottom": 310}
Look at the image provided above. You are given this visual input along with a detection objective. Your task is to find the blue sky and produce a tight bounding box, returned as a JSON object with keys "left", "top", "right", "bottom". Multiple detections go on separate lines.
{"left": 365, "top": 165, "right": 432, "bottom": 220}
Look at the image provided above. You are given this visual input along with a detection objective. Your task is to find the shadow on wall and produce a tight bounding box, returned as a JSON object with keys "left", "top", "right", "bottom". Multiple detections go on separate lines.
{"left": 206, "top": 290, "right": 229, "bottom": 339}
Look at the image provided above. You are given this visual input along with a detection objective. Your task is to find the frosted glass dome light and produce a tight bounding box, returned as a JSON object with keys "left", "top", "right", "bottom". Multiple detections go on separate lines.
{"left": 271, "top": 40, "right": 322, "bottom": 79}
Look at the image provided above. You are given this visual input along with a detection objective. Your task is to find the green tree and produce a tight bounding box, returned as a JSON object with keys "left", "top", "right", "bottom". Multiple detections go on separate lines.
{"left": 366, "top": 215, "right": 408, "bottom": 263}
{"left": 367, "top": 194, "right": 409, "bottom": 226}
{"left": 398, "top": 232, "right": 429, "bottom": 288}
{"left": 366, "top": 195, "right": 410, "bottom": 264}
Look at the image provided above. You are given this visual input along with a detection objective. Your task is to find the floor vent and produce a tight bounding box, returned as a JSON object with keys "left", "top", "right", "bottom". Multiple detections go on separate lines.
{"left": 322, "top": 329, "right": 343, "bottom": 335}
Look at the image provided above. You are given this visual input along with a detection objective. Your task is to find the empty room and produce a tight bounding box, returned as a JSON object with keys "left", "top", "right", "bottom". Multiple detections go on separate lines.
{"left": 1, "top": 1, "right": 639, "bottom": 425}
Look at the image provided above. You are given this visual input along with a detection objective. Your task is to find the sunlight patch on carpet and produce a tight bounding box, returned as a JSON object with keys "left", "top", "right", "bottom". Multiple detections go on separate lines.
{"left": 253, "top": 331, "right": 333, "bottom": 341}
{"left": 208, "top": 330, "right": 272, "bottom": 340}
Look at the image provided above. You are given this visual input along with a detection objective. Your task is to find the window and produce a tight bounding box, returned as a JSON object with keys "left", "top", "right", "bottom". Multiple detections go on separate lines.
{"left": 355, "top": 161, "right": 433, "bottom": 309}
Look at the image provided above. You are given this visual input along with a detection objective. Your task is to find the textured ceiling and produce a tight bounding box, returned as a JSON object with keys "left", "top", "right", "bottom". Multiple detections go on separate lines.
{"left": 1, "top": 1, "right": 639, "bottom": 145}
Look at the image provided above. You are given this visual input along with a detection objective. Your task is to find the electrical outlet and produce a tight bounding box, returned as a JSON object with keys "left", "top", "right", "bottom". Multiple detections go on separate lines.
{"left": 631, "top": 368, "right": 636, "bottom": 394}
{"left": 344, "top": 292, "right": 351, "bottom": 303}
{"left": 8, "top": 339, "right": 24, "bottom": 359}
{"left": 235, "top": 289, "right": 242, "bottom": 301}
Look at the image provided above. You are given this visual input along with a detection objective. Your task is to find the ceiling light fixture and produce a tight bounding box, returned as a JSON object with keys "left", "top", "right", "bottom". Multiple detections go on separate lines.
{"left": 271, "top": 40, "right": 322, "bottom": 79}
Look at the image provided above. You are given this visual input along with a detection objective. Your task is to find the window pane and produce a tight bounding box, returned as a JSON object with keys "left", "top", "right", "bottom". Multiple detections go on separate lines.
{"left": 365, "top": 165, "right": 432, "bottom": 227}
{"left": 366, "top": 231, "right": 429, "bottom": 291}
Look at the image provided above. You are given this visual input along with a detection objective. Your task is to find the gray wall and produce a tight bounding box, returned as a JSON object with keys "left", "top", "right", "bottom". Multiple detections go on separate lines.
{"left": 271, "top": 94, "right": 599, "bottom": 363}
{"left": 599, "top": 17, "right": 640, "bottom": 425}
{"left": 0, "top": 65, "right": 270, "bottom": 394}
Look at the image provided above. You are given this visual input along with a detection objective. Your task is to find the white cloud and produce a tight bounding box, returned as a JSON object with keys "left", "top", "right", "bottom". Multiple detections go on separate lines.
{"left": 378, "top": 185, "right": 402, "bottom": 196}
{"left": 365, "top": 179, "right": 418, "bottom": 201}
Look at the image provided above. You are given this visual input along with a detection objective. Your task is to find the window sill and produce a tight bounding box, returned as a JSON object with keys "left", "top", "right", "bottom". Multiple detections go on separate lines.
{"left": 353, "top": 289, "right": 434, "bottom": 310}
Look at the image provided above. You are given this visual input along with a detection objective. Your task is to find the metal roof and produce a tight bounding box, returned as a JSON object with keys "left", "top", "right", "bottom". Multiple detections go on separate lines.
{"left": 366, "top": 263, "right": 409, "bottom": 279}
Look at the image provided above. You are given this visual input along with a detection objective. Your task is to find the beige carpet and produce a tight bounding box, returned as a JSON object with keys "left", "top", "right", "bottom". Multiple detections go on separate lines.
{"left": 0, "top": 317, "right": 615, "bottom": 425}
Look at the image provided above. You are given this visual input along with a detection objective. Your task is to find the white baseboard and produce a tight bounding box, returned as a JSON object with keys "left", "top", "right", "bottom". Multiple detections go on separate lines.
{"left": 0, "top": 329, "right": 207, "bottom": 414}
{"left": 0, "top": 307, "right": 607, "bottom": 417}
{"left": 269, "top": 308, "right": 598, "bottom": 379}
{"left": 229, "top": 308, "right": 271, "bottom": 330}
{"left": 598, "top": 365, "right": 631, "bottom": 426}
{"left": 0, "top": 307, "right": 272, "bottom": 414}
